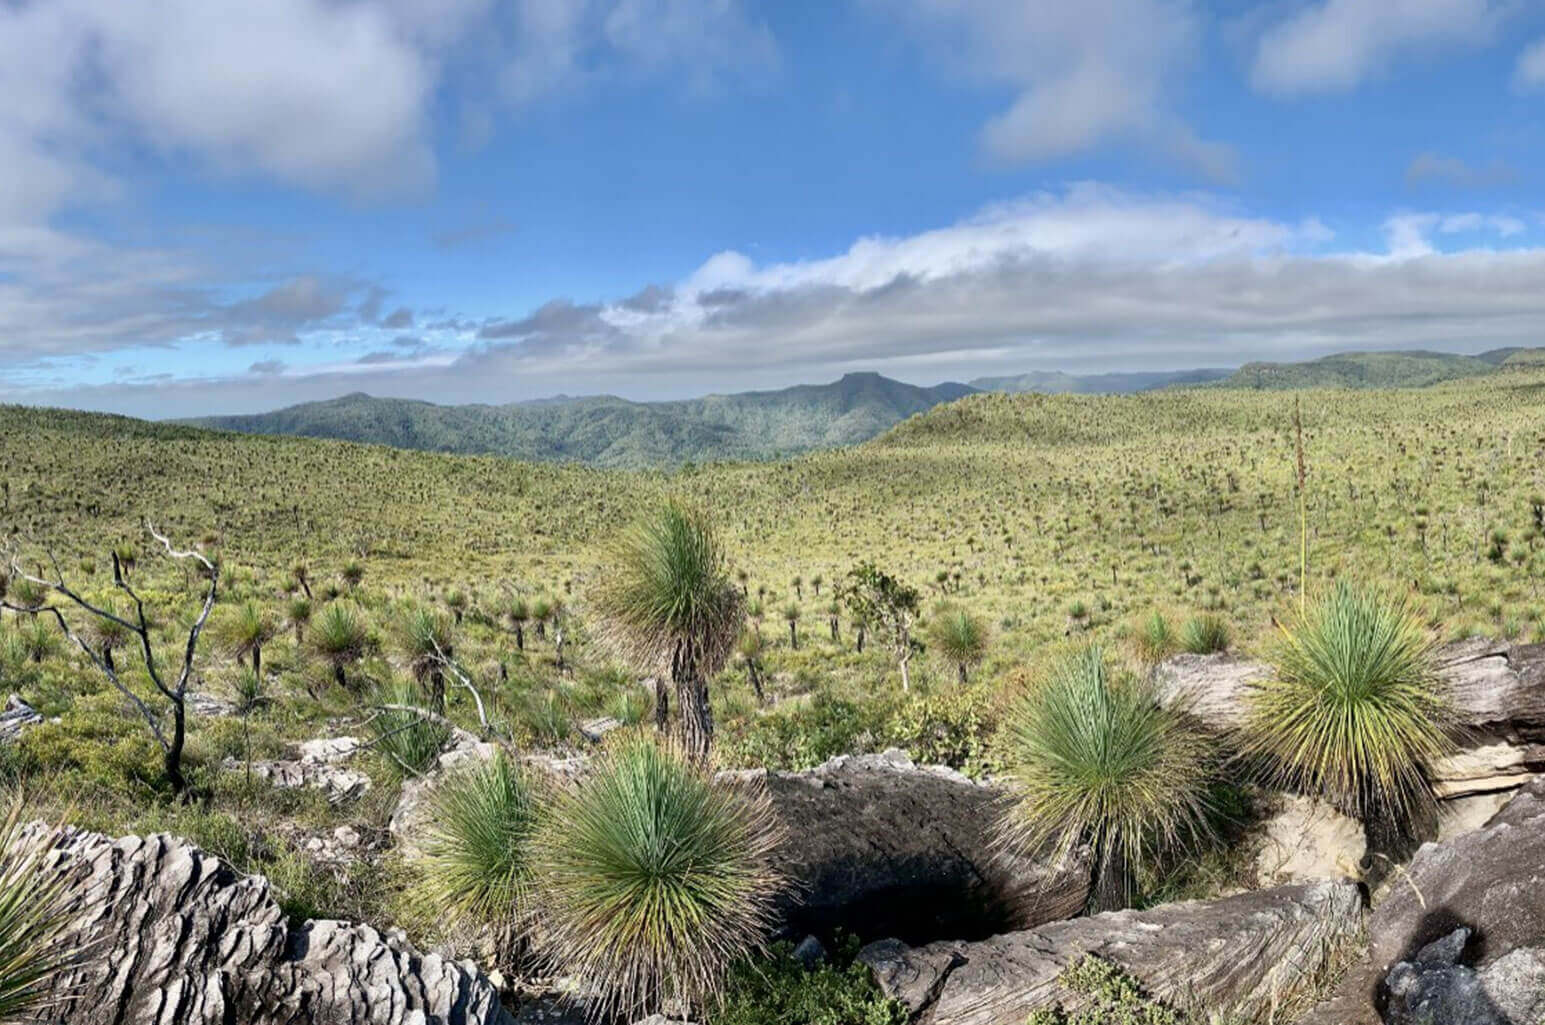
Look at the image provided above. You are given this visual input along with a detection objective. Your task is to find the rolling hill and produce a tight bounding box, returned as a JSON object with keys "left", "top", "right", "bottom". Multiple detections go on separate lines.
{"left": 182, "top": 372, "right": 976, "bottom": 468}
{"left": 967, "top": 367, "right": 1232, "bottom": 393}
{"left": 1214, "top": 349, "right": 1516, "bottom": 390}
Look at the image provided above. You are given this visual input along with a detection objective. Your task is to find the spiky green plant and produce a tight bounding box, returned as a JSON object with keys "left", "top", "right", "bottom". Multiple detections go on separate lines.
{"left": 1180, "top": 614, "right": 1230, "bottom": 654}
{"left": 927, "top": 604, "right": 990, "bottom": 684}
{"left": 1242, "top": 581, "right": 1454, "bottom": 827}
{"left": 313, "top": 603, "right": 368, "bottom": 688}
{"left": 370, "top": 678, "right": 451, "bottom": 779}
{"left": 224, "top": 599, "right": 276, "bottom": 681}
{"left": 534, "top": 737, "right": 784, "bottom": 1022}
{"left": 286, "top": 596, "right": 312, "bottom": 644}
{"left": 419, "top": 751, "right": 541, "bottom": 930}
{"left": 0, "top": 804, "right": 76, "bottom": 1020}
{"left": 1134, "top": 611, "right": 1176, "bottom": 664}
{"left": 590, "top": 503, "right": 743, "bottom": 760}
{"left": 398, "top": 606, "right": 456, "bottom": 713}
{"left": 998, "top": 645, "right": 1215, "bottom": 913}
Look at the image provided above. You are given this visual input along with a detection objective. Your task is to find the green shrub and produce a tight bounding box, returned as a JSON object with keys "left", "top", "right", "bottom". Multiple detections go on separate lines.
{"left": 418, "top": 751, "right": 540, "bottom": 928}
{"left": 1180, "top": 614, "right": 1229, "bottom": 654}
{"left": 713, "top": 936, "right": 907, "bottom": 1025}
{"left": 534, "top": 737, "right": 784, "bottom": 1021}
{"left": 1242, "top": 581, "right": 1453, "bottom": 826}
{"left": 926, "top": 605, "right": 990, "bottom": 684}
{"left": 1024, "top": 955, "right": 1183, "bottom": 1025}
{"left": 999, "top": 646, "right": 1215, "bottom": 912}
{"left": 1134, "top": 612, "right": 1176, "bottom": 664}
{"left": 720, "top": 695, "right": 886, "bottom": 772}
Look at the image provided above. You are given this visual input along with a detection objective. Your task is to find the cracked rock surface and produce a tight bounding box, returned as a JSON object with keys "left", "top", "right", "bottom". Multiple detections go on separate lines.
{"left": 858, "top": 880, "right": 1362, "bottom": 1025}
{"left": 27, "top": 825, "right": 513, "bottom": 1025}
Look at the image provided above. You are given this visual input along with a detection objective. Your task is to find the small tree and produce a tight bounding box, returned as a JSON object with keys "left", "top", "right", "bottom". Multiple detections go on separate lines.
{"left": 928, "top": 604, "right": 989, "bottom": 684}
{"left": 225, "top": 599, "right": 276, "bottom": 682}
{"left": 782, "top": 603, "right": 800, "bottom": 650}
{"left": 507, "top": 597, "right": 529, "bottom": 651}
{"left": 313, "top": 603, "right": 368, "bottom": 689}
{"left": 400, "top": 607, "right": 456, "bottom": 714}
{"left": 2, "top": 526, "right": 217, "bottom": 794}
{"left": 842, "top": 562, "right": 921, "bottom": 690}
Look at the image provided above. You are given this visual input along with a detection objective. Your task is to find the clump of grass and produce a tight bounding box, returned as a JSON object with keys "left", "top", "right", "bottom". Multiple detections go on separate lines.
{"left": 369, "top": 679, "right": 451, "bottom": 779}
{"left": 714, "top": 935, "right": 906, "bottom": 1025}
{"left": 1180, "top": 614, "right": 1229, "bottom": 654}
{"left": 1025, "top": 955, "right": 1183, "bottom": 1025}
{"left": 1242, "top": 581, "right": 1454, "bottom": 828}
{"left": 419, "top": 751, "right": 541, "bottom": 930}
{"left": 312, "top": 603, "right": 369, "bottom": 688}
{"left": 534, "top": 737, "right": 785, "bottom": 1021}
{"left": 1133, "top": 611, "right": 1176, "bottom": 664}
{"left": 998, "top": 645, "right": 1216, "bottom": 913}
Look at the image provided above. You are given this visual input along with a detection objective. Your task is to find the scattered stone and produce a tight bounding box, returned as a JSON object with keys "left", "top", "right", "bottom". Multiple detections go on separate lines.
{"left": 0, "top": 693, "right": 41, "bottom": 741}
{"left": 1152, "top": 653, "right": 1268, "bottom": 732}
{"left": 860, "top": 880, "right": 1362, "bottom": 1025}
{"left": 791, "top": 934, "right": 827, "bottom": 969}
{"left": 187, "top": 691, "right": 235, "bottom": 718}
{"left": 228, "top": 756, "right": 371, "bottom": 803}
{"left": 1251, "top": 794, "right": 1365, "bottom": 887}
{"left": 296, "top": 735, "right": 362, "bottom": 763}
{"left": 24, "top": 826, "right": 513, "bottom": 1025}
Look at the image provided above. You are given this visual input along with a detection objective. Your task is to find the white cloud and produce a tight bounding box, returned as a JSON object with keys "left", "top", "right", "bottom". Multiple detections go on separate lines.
{"left": 1405, "top": 151, "right": 1518, "bottom": 189}
{"left": 1252, "top": 0, "right": 1501, "bottom": 95}
{"left": 1515, "top": 36, "right": 1545, "bottom": 90}
{"left": 868, "top": 0, "right": 1235, "bottom": 181}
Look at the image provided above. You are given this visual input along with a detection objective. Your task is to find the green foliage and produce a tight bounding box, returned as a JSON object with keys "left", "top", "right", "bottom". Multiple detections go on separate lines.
{"left": 1024, "top": 955, "right": 1184, "bottom": 1025}
{"left": 999, "top": 646, "right": 1215, "bottom": 912}
{"left": 312, "top": 603, "right": 368, "bottom": 682}
{"left": 534, "top": 737, "right": 784, "bottom": 1021}
{"left": 418, "top": 751, "right": 540, "bottom": 929}
{"left": 1220, "top": 350, "right": 1498, "bottom": 391}
{"left": 1134, "top": 612, "right": 1176, "bottom": 664}
{"left": 1242, "top": 581, "right": 1454, "bottom": 824}
{"left": 1180, "top": 614, "right": 1230, "bottom": 655}
{"left": 0, "top": 804, "right": 75, "bottom": 1020}
{"left": 398, "top": 606, "right": 455, "bottom": 683}
{"left": 713, "top": 937, "right": 907, "bottom": 1025}
{"left": 369, "top": 679, "right": 451, "bottom": 780}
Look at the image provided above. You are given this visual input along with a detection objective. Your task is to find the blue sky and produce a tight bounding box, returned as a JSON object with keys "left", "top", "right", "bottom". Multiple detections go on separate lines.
{"left": 6, "top": 0, "right": 1545, "bottom": 417}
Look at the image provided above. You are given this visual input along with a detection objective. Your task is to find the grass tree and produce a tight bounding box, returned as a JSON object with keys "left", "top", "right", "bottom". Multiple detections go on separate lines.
{"left": 225, "top": 599, "right": 276, "bottom": 682}
{"left": 400, "top": 606, "right": 456, "bottom": 714}
{"left": 1242, "top": 582, "right": 1454, "bottom": 844}
{"left": 736, "top": 629, "right": 767, "bottom": 704}
{"left": 533, "top": 738, "right": 783, "bottom": 1021}
{"left": 1180, "top": 614, "right": 1230, "bottom": 654}
{"left": 286, "top": 596, "right": 312, "bottom": 645}
{"left": 781, "top": 603, "right": 800, "bottom": 650}
{"left": 419, "top": 751, "right": 541, "bottom": 940}
{"left": 592, "top": 502, "right": 743, "bottom": 761}
{"left": 0, "top": 803, "right": 78, "bottom": 1019}
{"left": 507, "top": 596, "right": 529, "bottom": 652}
{"left": 313, "top": 602, "right": 369, "bottom": 689}
{"left": 999, "top": 645, "right": 1216, "bottom": 913}
{"left": 928, "top": 603, "right": 989, "bottom": 684}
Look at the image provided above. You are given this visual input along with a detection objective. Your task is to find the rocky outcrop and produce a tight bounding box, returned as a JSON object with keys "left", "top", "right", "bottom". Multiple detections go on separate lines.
{"left": 391, "top": 745, "right": 1089, "bottom": 943}
{"left": 747, "top": 749, "right": 1090, "bottom": 942}
{"left": 29, "top": 826, "right": 513, "bottom": 1025}
{"left": 1301, "top": 776, "right": 1545, "bottom": 1024}
{"left": 227, "top": 734, "right": 371, "bottom": 803}
{"left": 1383, "top": 928, "right": 1545, "bottom": 1025}
{"left": 857, "top": 880, "right": 1362, "bottom": 1025}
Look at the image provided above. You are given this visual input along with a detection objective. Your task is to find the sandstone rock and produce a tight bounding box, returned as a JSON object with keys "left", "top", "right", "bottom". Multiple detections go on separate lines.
{"left": 859, "top": 880, "right": 1362, "bottom": 1025}
{"left": 1429, "top": 741, "right": 1545, "bottom": 800}
{"left": 1152, "top": 653, "right": 1267, "bottom": 732}
{"left": 0, "top": 692, "right": 41, "bottom": 740}
{"left": 760, "top": 749, "right": 1089, "bottom": 941}
{"left": 228, "top": 755, "right": 371, "bottom": 803}
{"left": 28, "top": 826, "right": 513, "bottom": 1025}
{"left": 1383, "top": 927, "right": 1545, "bottom": 1025}
{"left": 389, "top": 737, "right": 503, "bottom": 859}
{"left": 1251, "top": 795, "right": 1365, "bottom": 887}
{"left": 187, "top": 691, "right": 235, "bottom": 718}
{"left": 1300, "top": 776, "right": 1545, "bottom": 1024}
{"left": 1438, "top": 792, "right": 1518, "bottom": 841}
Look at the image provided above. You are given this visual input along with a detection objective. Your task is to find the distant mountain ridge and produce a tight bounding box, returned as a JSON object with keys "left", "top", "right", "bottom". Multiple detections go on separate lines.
{"left": 183, "top": 348, "right": 1545, "bottom": 467}
{"left": 183, "top": 373, "right": 976, "bottom": 468}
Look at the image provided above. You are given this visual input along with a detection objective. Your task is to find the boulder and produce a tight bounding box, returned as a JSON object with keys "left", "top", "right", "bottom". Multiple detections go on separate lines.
{"left": 1383, "top": 927, "right": 1545, "bottom": 1025}
{"left": 389, "top": 737, "right": 503, "bottom": 859}
{"left": 754, "top": 749, "right": 1090, "bottom": 942}
{"left": 1300, "top": 776, "right": 1545, "bottom": 1024}
{"left": 28, "top": 826, "right": 512, "bottom": 1025}
{"left": 857, "top": 880, "right": 1362, "bottom": 1025}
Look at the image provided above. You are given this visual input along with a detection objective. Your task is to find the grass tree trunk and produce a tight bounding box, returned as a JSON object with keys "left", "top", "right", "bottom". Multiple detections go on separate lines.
{"left": 514, "top": 623, "right": 524, "bottom": 651}
{"left": 748, "top": 662, "right": 764, "bottom": 703}
{"left": 333, "top": 664, "right": 347, "bottom": 689}
{"left": 957, "top": 662, "right": 968, "bottom": 685}
{"left": 1090, "top": 836, "right": 1129, "bottom": 914}
{"left": 252, "top": 643, "right": 262, "bottom": 682}
{"left": 166, "top": 700, "right": 188, "bottom": 795}
{"left": 856, "top": 625, "right": 865, "bottom": 653}
{"left": 671, "top": 644, "right": 713, "bottom": 762}
{"left": 654, "top": 677, "right": 670, "bottom": 732}
{"left": 788, "top": 621, "right": 798, "bottom": 649}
